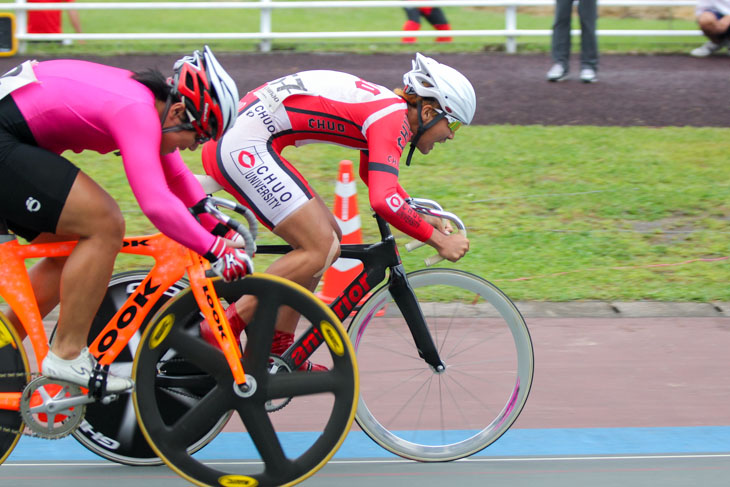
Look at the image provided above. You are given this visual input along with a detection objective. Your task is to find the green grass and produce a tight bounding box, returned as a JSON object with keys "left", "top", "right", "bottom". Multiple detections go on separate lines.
{"left": 0, "top": 1, "right": 701, "bottom": 55}
{"left": 69, "top": 124, "right": 730, "bottom": 303}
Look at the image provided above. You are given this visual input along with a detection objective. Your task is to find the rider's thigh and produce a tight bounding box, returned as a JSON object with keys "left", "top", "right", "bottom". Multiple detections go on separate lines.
{"left": 314, "top": 190, "right": 342, "bottom": 241}
{"left": 0, "top": 141, "right": 80, "bottom": 241}
{"left": 55, "top": 171, "right": 125, "bottom": 242}
{"left": 274, "top": 197, "right": 340, "bottom": 254}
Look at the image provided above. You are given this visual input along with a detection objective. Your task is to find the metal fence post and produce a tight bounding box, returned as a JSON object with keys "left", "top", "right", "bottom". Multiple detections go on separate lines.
{"left": 15, "top": 0, "right": 26, "bottom": 54}
{"left": 259, "top": 0, "right": 272, "bottom": 52}
{"left": 505, "top": 4, "right": 516, "bottom": 53}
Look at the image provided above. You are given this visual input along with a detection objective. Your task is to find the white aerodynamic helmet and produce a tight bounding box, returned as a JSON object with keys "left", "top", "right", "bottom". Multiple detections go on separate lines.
{"left": 403, "top": 52, "right": 476, "bottom": 125}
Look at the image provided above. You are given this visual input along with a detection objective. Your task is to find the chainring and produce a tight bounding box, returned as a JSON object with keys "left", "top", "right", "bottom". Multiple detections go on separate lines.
{"left": 20, "top": 377, "right": 86, "bottom": 439}
{"left": 266, "top": 355, "right": 292, "bottom": 412}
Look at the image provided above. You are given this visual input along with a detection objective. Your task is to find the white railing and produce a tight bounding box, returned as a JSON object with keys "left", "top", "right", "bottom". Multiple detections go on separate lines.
{"left": 4, "top": 0, "right": 701, "bottom": 53}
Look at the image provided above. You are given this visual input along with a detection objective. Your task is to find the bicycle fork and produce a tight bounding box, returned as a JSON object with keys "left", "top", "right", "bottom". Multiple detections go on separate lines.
{"left": 315, "top": 261, "right": 446, "bottom": 373}
{"left": 387, "top": 264, "right": 446, "bottom": 372}
{"left": 280, "top": 249, "right": 445, "bottom": 372}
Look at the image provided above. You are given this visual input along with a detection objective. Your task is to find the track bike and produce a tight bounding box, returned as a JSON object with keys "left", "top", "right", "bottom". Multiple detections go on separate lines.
{"left": 260, "top": 197, "right": 534, "bottom": 462}
{"left": 0, "top": 197, "right": 358, "bottom": 487}
{"left": 108, "top": 176, "right": 534, "bottom": 463}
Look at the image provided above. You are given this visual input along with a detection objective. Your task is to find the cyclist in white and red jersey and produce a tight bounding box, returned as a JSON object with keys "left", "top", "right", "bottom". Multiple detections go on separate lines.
{"left": 0, "top": 46, "right": 249, "bottom": 392}
{"left": 201, "top": 53, "right": 475, "bottom": 370}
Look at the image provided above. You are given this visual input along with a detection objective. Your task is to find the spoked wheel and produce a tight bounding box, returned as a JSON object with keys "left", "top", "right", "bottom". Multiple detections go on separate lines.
{"left": 58, "top": 271, "right": 231, "bottom": 466}
{"left": 0, "top": 314, "right": 30, "bottom": 464}
{"left": 133, "top": 274, "right": 358, "bottom": 487}
{"left": 348, "top": 268, "right": 534, "bottom": 462}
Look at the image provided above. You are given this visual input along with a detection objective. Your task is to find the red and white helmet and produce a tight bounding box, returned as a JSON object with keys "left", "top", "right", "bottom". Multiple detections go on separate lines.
{"left": 169, "top": 46, "right": 239, "bottom": 141}
{"left": 403, "top": 53, "right": 476, "bottom": 126}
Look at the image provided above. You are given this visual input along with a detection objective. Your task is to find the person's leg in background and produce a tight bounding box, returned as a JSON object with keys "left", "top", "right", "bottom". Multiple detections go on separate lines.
{"left": 402, "top": 7, "right": 422, "bottom": 43}
{"left": 547, "top": 0, "right": 574, "bottom": 81}
{"left": 691, "top": 10, "right": 730, "bottom": 57}
{"left": 421, "top": 7, "right": 452, "bottom": 42}
{"left": 578, "top": 0, "right": 598, "bottom": 82}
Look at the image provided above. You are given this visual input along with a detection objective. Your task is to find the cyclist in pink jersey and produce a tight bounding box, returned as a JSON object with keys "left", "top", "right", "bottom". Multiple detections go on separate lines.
{"left": 201, "top": 53, "right": 475, "bottom": 370}
{"left": 0, "top": 47, "right": 250, "bottom": 392}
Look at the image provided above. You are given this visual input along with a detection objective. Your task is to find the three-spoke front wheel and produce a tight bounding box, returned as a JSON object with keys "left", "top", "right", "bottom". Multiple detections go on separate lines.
{"left": 133, "top": 274, "right": 358, "bottom": 487}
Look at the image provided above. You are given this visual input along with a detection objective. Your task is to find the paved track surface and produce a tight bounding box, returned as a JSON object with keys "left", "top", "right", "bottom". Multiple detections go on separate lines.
{"left": 4, "top": 454, "right": 730, "bottom": 487}
{"left": 0, "top": 52, "right": 727, "bottom": 127}
{"left": 7, "top": 310, "right": 730, "bottom": 486}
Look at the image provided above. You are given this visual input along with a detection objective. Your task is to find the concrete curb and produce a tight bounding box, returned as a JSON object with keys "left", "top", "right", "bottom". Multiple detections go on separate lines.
{"left": 512, "top": 301, "right": 730, "bottom": 318}
{"left": 42, "top": 301, "right": 730, "bottom": 323}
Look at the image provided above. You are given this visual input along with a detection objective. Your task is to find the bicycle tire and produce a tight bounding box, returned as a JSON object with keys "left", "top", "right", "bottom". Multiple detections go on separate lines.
{"left": 348, "top": 268, "right": 534, "bottom": 462}
{"left": 63, "top": 271, "right": 231, "bottom": 466}
{"left": 133, "top": 273, "right": 358, "bottom": 487}
{"left": 0, "top": 313, "right": 30, "bottom": 465}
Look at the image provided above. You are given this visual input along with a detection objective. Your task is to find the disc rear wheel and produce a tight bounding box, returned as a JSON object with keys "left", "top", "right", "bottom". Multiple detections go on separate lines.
{"left": 0, "top": 314, "right": 30, "bottom": 464}
{"left": 65, "top": 271, "right": 230, "bottom": 466}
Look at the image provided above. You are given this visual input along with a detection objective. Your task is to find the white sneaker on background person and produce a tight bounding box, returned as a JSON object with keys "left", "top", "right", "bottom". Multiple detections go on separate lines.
{"left": 690, "top": 40, "right": 722, "bottom": 57}
{"left": 580, "top": 67, "right": 597, "bottom": 83}
{"left": 546, "top": 63, "right": 568, "bottom": 82}
{"left": 42, "top": 347, "right": 134, "bottom": 393}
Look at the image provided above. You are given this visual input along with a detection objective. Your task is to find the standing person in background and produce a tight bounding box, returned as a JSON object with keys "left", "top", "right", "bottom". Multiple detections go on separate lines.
{"left": 689, "top": 0, "right": 730, "bottom": 57}
{"left": 27, "top": 0, "right": 82, "bottom": 45}
{"left": 546, "top": 0, "right": 599, "bottom": 83}
{"left": 401, "top": 5, "right": 452, "bottom": 43}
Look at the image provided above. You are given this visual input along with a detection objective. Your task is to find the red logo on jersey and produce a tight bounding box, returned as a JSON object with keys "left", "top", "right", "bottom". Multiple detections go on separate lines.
{"left": 355, "top": 79, "right": 381, "bottom": 96}
{"left": 236, "top": 150, "right": 256, "bottom": 169}
{"left": 386, "top": 193, "right": 404, "bottom": 213}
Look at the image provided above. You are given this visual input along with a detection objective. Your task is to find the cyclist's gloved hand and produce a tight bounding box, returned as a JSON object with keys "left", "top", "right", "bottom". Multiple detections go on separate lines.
{"left": 223, "top": 229, "right": 247, "bottom": 249}
{"left": 205, "top": 236, "right": 254, "bottom": 282}
{"left": 210, "top": 223, "right": 248, "bottom": 251}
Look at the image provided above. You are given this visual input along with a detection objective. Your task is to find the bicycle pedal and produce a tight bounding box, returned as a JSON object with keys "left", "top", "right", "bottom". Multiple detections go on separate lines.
{"left": 99, "top": 393, "right": 119, "bottom": 405}
{"left": 87, "top": 363, "right": 110, "bottom": 400}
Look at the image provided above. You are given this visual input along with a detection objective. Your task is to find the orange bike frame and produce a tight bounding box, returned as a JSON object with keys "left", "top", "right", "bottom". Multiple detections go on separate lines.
{"left": 0, "top": 232, "right": 246, "bottom": 412}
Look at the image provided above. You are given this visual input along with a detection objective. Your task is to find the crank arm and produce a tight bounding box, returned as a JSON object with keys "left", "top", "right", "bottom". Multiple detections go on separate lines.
{"left": 30, "top": 393, "right": 99, "bottom": 413}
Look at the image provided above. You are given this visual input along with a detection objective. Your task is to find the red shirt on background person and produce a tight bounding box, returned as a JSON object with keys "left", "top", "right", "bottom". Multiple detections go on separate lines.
{"left": 27, "top": 0, "right": 81, "bottom": 38}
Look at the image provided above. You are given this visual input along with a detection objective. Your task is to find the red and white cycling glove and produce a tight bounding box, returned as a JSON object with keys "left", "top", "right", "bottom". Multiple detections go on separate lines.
{"left": 205, "top": 236, "right": 254, "bottom": 282}
{"left": 222, "top": 229, "right": 247, "bottom": 249}
{"left": 211, "top": 223, "right": 251, "bottom": 253}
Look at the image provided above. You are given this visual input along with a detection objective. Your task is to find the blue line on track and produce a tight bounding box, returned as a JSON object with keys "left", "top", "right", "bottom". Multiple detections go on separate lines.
{"left": 8, "top": 426, "right": 730, "bottom": 461}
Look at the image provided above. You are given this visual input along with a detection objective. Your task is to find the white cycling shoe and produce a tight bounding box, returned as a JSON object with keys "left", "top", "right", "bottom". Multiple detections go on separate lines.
{"left": 42, "top": 347, "right": 135, "bottom": 393}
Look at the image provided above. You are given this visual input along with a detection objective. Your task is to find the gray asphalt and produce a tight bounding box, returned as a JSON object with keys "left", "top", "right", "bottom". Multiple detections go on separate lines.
{"left": 5, "top": 453, "right": 730, "bottom": 487}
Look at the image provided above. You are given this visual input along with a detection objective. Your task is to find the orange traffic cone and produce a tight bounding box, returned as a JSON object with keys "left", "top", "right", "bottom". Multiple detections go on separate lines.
{"left": 318, "top": 160, "right": 363, "bottom": 304}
